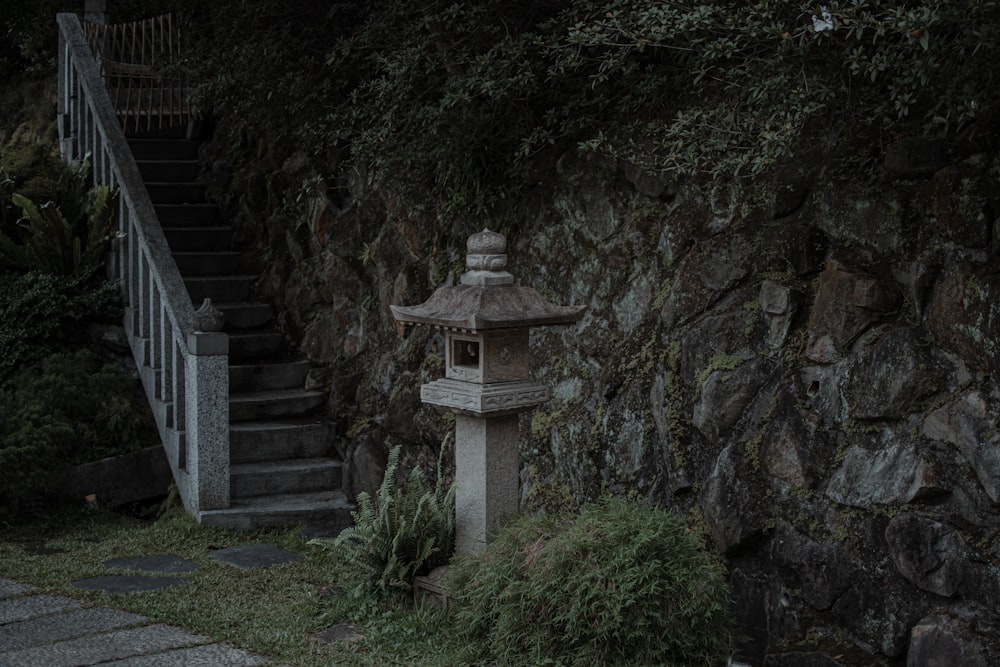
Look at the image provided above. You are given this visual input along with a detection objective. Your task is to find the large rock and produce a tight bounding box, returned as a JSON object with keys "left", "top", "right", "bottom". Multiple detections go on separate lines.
{"left": 926, "top": 263, "right": 1000, "bottom": 377}
{"left": 553, "top": 150, "right": 627, "bottom": 243}
{"left": 701, "top": 443, "right": 767, "bottom": 553}
{"left": 600, "top": 383, "right": 653, "bottom": 486}
{"left": 831, "top": 576, "right": 914, "bottom": 658}
{"left": 661, "top": 233, "right": 752, "bottom": 328}
{"left": 770, "top": 524, "right": 854, "bottom": 612}
{"left": 814, "top": 182, "right": 907, "bottom": 254}
{"left": 922, "top": 391, "right": 1000, "bottom": 502}
{"left": 825, "top": 435, "right": 940, "bottom": 507}
{"left": 907, "top": 607, "right": 991, "bottom": 667}
{"left": 759, "top": 395, "right": 821, "bottom": 487}
{"left": 806, "top": 260, "right": 901, "bottom": 362}
{"left": 619, "top": 160, "right": 675, "bottom": 200}
{"left": 679, "top": 311, "right": 755, "bottom": 385}
{"left": 885, "top": 513, "right": 965, "bottom": 598}
{"left": 914, "top": 165, "right": 991, "bottom": 249}
{"left": 760, "top": 280, "right": 800, "bottom": 348}
{"left": 841, "top": 327, "right": 951, "bottom": 420}
{"left": 648, "top": 371, "right": 691, "bottom": 494}
{"left": 693, "top": 358, "right": 769, "bottom": 446}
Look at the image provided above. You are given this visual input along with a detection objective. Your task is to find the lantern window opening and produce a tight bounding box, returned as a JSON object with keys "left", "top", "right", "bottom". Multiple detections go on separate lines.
{"left": 453, "top": 337, "right": 481, "bottom": 370}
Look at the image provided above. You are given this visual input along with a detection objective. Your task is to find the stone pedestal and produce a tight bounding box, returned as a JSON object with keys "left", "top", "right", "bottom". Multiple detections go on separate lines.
{"left": 391, "top": 229, "right": 585, "bottom": 558}
{"left": 454, "top": 414, "right": 520, "bottom": 555}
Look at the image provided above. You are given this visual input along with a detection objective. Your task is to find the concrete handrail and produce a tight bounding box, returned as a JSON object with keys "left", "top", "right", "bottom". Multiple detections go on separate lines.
{"left": 57, "top": 12, "right": 229, "bottom": 514}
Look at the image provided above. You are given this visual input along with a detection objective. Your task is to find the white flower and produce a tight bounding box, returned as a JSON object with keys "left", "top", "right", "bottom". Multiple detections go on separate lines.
{"left": 812, "top": 6, "right": 834, "bottom": 32}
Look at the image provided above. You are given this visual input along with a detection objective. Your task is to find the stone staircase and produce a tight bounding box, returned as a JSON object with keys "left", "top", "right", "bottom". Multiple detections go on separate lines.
{"left": 126, "top": 127, "right": 352, "bottom": 529}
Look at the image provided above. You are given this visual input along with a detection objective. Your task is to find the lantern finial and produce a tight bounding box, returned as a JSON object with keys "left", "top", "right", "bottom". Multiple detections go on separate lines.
{"left": 462, "top": 229, "right": 514, "bottom": 286}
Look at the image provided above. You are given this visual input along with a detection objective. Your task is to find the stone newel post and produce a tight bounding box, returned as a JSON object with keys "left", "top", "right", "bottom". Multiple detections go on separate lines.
{"left": 391, "top": 230, "right": 585, "bottom": 555}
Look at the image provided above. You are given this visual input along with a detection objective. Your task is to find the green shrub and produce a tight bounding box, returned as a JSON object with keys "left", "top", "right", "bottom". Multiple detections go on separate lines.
{"left": 0, "top": 140, "right": 118, "bottom": 277}
{"left": 0, "top": 271, "right": 122, "bottom": 386}
{"left": 449, "top": 496, "right": 734, "bottom": 666}
{"left": 0, "top": 349, "right": 158, "bottom": 515}
{"left": 311, "top": 444, "right": 455, "bottom": 596}
{"left": 174, "top": 0, "right": 1000, "bottom": 222}
{"left": 0, "top": 132, "right": 73, "bottom": 209}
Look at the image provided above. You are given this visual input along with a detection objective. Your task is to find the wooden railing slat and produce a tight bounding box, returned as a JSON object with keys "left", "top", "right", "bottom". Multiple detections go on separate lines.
{"left": 83, "top": 13, "right": 192, "bottom": 133}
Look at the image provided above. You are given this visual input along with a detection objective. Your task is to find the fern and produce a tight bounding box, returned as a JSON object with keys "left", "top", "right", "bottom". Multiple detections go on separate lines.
{"left": 312, "top": 443, "right": 455, "bottom": 596}
{"left": 0, "top": 186, "right": 117, "bottom": 276}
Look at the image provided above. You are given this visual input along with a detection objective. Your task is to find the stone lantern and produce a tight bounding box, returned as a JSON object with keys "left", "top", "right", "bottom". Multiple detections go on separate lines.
{"left": 391, "top": 229, "right": 585, "bottom": 555}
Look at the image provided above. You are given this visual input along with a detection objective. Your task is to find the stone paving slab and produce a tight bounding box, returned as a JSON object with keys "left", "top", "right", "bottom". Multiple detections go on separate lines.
{"left": 72, "top": 575, "right": 191, "bottom": 594}
{"left": 0, "top": 606, "right": 147, "bottom": 651}
{"left": 0, "top": 594, "right": 81, "bottom": 624}
{"left": 207, "top": 544, "right": 301, "bottom": 569}
{"left": 0, "top": 579, "right": 36, "bottom": 600}
{"left": 0, "top": 623, "right": 208, "bottom": 667}
{"left": 103, "top": 554, "right": 200, "bottom": 574}
{"left": 101, "top": 642, "right": 272, "bottom": 666}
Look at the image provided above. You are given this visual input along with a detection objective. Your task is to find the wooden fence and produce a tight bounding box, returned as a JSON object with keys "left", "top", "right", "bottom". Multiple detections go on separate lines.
{"left": 83, "top": 14, "right": 193, "bottom": 134}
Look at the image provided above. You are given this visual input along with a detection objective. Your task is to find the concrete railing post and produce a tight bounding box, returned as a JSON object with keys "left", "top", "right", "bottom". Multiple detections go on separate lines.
{"left": 185, "top": 332, "right": 230, "bottom": 512}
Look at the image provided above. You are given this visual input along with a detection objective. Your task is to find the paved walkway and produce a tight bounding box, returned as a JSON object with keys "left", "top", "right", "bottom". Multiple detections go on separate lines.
{"left": 0, "top": 544, "right": 306, "bottom": 666}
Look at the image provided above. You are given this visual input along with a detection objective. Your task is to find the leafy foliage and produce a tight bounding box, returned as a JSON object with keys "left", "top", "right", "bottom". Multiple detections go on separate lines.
{"left": 311, "top": 444, "right": 455, "bottom": 596}
{"left": 566, "top": 1, "right": 1000, "bottom": 178}
{"left": 449, "top": 496, "right": 734, "bottom": 666}
{"left": 0, "top": 271, "right": 121, "bottom": 386}
{"left": 1, "top": 139, "right": 119, "bottom": 277}
{"left": 173, "top": 0, "right": 1000, "bottom": 220}
{"left": 0, "top": 134, "right": 76, "bottom": 220}
{"left": 0, "top": 349, "right": 158, "bottom": 515}
{"left": 1, "top": 186, "right": 117, "bottom": 275}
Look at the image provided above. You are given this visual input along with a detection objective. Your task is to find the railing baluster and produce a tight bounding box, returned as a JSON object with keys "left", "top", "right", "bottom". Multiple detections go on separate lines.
{"left": 174, "top": 337, "right": 186, "bottom": 469}
{"left": 150, "top": 275, "right": 162, "bottom": 384}
{"left": 137, "top": 250, "right": 149, "bottom": 341}
{"left": 160, "top": 299, "right": 172, "bottom": 410}
{"left": 127, "top": 209, "right": 139, "bottom": 335}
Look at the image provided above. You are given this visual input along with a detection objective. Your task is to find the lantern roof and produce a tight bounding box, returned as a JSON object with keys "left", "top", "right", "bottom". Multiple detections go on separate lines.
{"left": 390, "top": 229, "right": 586, "bottom": 331}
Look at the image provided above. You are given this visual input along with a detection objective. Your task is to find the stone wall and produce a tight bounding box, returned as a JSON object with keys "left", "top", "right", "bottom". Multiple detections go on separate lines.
{"left": 202, "top": 128, "right": 1000, "bottom": 665}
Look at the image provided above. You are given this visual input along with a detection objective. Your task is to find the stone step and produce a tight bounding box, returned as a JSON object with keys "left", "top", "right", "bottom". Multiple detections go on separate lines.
{"left": 173, "top": 251, "right": 240, "bottom": 276}
{"left": 215, "top": 302, "right": 274, "bottom": 330}
{"left": 228, "top": 331, "right": 286, "bottom": 361}
{"left": 146, "top": 182, "right": 206, "bottom": 205}
{"left": 128, "top": 138, "right": 198, "bottom": 160}
{"left": 229, "top": 389, "right": 325, "bottom": 422}
{"left": 163, "top": 226, "right": 232, "bottom": 251}
{"left": 230, "top": 420, "right": 332, "bottom": 463}
{"left": 108, "top": 84, "right": 187, "bottom": 103}
{"left": 184, "top": 275, "right": 255, "bottom": 303}
{"left": 136, "top": 159, "right": 199, "bottom": 182}
{"left": 230, "top": 360, "right": 311, "bottom": 392}
{"left": 198, "top": 490, "right": 354, "bottom": 530}
{"left": 230, "top": 458, "right": 343, "bottom": 498}
{"left": 156, "top": 204, "right": 218, "bottom": 226}
{"left": 125, "top": 120, "right": 191, "bottom": 140}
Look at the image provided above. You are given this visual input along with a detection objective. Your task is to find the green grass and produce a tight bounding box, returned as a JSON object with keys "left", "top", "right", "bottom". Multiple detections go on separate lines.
{"left": 0, "top": 505, "right": 473, "bottom": 666}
